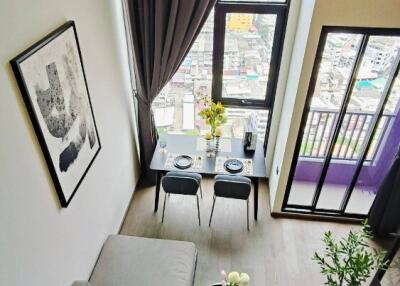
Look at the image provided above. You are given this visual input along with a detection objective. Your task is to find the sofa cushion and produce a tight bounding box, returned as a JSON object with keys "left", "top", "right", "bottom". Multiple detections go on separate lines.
{"left": 89, "top": 235, "right": 197, "bottom": 286}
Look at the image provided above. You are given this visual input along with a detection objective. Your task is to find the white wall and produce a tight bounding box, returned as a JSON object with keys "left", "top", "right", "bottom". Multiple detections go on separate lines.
{"left": 0, "top": 0, "right": 140, "bottom": 285}
{"left": 268, "top": 0, "right": 315, "bottom": 208}
{"left": 269, "top": 0, "right": 400, "bottom": 212}
{"left": 265, "top": 0, "right": 302, "bottom": 175}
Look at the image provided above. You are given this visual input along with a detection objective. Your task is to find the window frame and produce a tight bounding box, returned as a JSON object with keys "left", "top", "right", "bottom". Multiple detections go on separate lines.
{"left": 211, "top": 1, "right": 289, "bottom": 109}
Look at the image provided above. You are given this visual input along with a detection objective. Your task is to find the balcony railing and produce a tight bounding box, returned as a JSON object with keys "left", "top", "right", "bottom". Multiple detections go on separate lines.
{"left": 299, "top": 108, "right": 395, "bottom": 162}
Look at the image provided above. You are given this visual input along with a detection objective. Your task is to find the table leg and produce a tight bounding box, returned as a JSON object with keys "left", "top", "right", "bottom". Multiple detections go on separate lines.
{"left": 154, "top": 170, "right": 162, "bottom": 212}
{"left": 252, "top": 177, "right": 259, "bottom": 220}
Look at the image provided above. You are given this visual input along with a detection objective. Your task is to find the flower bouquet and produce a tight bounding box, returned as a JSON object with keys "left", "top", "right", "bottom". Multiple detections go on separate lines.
{"left": 211, "top": 270, "right": 250, "bottom": 286}
{"left": 198, "top": 96, "right": 227, "bottom": 137}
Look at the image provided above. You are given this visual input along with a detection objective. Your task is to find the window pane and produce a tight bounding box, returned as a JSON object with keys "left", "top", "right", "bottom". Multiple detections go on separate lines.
{"left": 222, "top": 13, "right": 277, "bottom": 101}
{"left": 224, "top": 108, "right": 268, "bottom": 141}
{"left": 152, "top": 10, "right": 214, "bottom": 136}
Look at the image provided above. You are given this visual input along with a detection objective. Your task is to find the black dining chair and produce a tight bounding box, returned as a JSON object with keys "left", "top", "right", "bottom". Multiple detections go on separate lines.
{"left": 209, "top": 175, "right": 252, "bottom": 231}
{"left": 161, "top": 171, "right": 202, "bottom": 225}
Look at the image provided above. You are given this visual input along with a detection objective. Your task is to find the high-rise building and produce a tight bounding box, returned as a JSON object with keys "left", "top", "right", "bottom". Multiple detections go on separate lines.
{"left": 227, "top": 13, "right": 253, "bottom": 32}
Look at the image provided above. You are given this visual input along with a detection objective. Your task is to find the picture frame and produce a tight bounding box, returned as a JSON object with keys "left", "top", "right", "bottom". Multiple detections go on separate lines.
{"left": 10, "top": 21, "right": 101, "bottom": 207}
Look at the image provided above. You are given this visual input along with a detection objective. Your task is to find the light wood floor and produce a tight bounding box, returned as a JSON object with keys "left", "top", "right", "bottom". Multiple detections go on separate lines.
{"left": 120, "top": 177, "right": 361, "bottom": 285}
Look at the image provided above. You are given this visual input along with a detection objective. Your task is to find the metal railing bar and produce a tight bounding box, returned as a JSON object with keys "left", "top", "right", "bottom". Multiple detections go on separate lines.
{"left": 300, "top": 112, "right": 313, "bottom": 156}
{"left": 317, "top": 113, "right": 329, "bottom": 157}
{"left": 308, "top": 107, "right": 396, "bottom": 117}
{"left": 351, "top": 115, "right": 367, "bottom": 159}
{"left": 309, "top": 112, "right": 322, "bottom": 156}
{"left": 305, "top": 111, "right": 315, "bottom": 156}
{"left": 322, "top": 113, "right": 337, "bottom": 157}
{"left": 337, "top": 114, "right": 352, "bottom": 158}
{"left": 343, "top": 114, "right": 359, "bottom": 158}
{"left": 369, "top": 115, "right": 389, "bottom": 162}
{"left": 351, "top": 115, "right": 369, "bottom": 160}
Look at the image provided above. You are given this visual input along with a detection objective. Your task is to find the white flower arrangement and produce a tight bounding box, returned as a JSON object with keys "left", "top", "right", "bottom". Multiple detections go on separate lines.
{"left": 219, "top": 270, "right": 250, "bottom": 286}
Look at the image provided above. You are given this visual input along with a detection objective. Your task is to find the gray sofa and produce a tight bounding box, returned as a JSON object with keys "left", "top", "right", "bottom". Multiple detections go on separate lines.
{"left": 73, "top": 235, "right": 197, "bottom": 286}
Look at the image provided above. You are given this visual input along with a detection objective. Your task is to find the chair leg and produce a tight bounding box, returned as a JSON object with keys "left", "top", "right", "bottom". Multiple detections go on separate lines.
{"left": 162, "top": 193, "right": 167, "bottom": 223}
{"left": 196, "top": 194, "right": 201, "bottom": 226}
{"left": 246, "top": 198, "right": 250, "bottom": 232}
{"left": 199, "top": 184, "right": 203, "bottom": 198}
{"left": 209, "top": 195, "right": 216, "bottom": 227}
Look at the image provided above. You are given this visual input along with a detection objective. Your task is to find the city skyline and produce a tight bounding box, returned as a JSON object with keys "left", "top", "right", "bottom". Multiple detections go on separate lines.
{"left": 152, "top": 11, "right": 274, "bottom": 141}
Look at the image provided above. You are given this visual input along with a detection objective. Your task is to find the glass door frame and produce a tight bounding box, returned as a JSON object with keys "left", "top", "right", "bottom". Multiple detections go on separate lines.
{"left": 282, "top": 26, "right": 400, "bottom": 219}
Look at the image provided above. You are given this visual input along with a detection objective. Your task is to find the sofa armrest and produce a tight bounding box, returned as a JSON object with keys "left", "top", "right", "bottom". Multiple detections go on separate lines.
{"left": 72, "top": 281, "right": 91, "bottom": 286}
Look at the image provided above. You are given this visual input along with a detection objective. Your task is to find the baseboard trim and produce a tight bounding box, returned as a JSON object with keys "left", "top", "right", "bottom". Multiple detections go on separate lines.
{"left": 271, "top": 211, "right": 362, "bottom": 224}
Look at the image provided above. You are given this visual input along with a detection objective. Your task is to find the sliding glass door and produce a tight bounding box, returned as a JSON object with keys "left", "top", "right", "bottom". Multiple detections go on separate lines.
{"left": 345, "top": 73, "right": 400, "bottom": 215}
{"left": 283, "top": 27, "right": 400, "bottom": 218}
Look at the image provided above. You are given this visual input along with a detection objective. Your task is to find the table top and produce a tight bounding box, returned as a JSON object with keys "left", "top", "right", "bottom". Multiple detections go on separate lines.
{"left": 150, "top": 134, "right": 266, "bottom": 178}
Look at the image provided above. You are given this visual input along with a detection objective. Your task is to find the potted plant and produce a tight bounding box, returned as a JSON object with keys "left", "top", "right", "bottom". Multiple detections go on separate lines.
{"left": 313, "top": 221, "right": 387, "bottom": 286}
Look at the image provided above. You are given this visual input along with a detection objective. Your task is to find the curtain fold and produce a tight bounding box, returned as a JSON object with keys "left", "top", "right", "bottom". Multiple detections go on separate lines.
{"left": 369, "top": 146, "right": 400, "bottom": 236}
{"left": 125, "top": 0, "right": 216, "bottom": 182}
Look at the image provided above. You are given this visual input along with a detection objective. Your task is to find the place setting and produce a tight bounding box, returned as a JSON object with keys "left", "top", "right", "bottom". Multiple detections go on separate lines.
{"left": 164, "top": 153, "right": 204, "bottom": 171}
{"left": 215, "top": 156, "right": 253, "bottom": 175}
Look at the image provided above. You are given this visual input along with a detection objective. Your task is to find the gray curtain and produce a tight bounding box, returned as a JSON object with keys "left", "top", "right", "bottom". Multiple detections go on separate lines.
{"left": 369, "top": 146, "right": 400, "bottom": 236}
{"left": 125, "top": 0, "right": 216, "bottom": 182}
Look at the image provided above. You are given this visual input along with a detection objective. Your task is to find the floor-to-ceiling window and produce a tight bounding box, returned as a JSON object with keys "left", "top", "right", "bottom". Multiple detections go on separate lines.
{"left": 152, "top": 0, "right": 289, "bottom": 149}
{"left": 283, "top": 27, "right": 400, "bottom": 218}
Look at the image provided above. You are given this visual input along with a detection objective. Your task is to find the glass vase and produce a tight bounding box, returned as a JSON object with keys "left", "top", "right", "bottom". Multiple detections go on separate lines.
{"left": 215, "top": 136, "right": 220, "bottom": 153}
{"left": 206, "top": 138, "right": 216, "bottom": 157}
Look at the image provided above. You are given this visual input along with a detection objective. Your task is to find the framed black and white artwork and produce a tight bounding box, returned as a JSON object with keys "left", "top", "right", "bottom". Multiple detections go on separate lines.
{"left": 10, "top": 21, "right": 101, "bottom": 207}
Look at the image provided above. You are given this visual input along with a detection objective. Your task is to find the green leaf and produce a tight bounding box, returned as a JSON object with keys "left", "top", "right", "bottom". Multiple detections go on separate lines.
{"left": 312, "top": 222, "right": 385, "bottom": 286}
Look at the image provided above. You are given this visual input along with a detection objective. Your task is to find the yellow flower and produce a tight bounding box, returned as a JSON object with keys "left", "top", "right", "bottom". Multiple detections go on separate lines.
{"left": 215, "top": 101, "right": 225, "bottom": 113}
{"left": 214, "top": 127, "right": 222, "bottom": 137}
{"left": 205, "top": 132, "right": 213, "bottom": 140}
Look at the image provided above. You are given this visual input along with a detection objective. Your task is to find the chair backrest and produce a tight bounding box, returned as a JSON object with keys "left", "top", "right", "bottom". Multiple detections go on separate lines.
{"left": 214, "top": 175, "right": 251, "bottom": 200}
{"left": 162, "top": 174, "right": 199, "bottom": 195}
